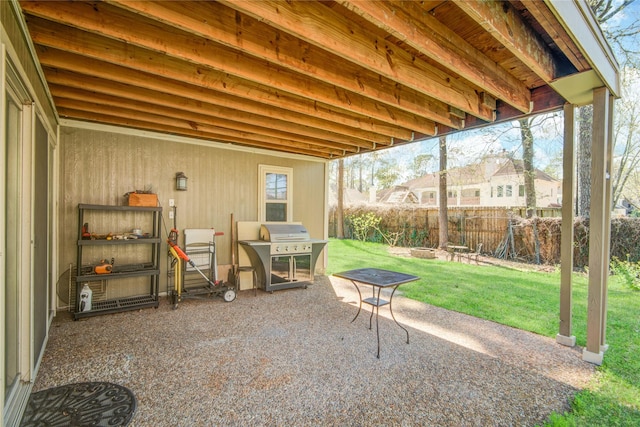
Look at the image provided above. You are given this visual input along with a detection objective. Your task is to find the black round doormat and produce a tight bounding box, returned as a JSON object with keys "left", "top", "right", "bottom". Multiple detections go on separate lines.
{"left": 20, "top": 382, "right": 136, "bottom": 426}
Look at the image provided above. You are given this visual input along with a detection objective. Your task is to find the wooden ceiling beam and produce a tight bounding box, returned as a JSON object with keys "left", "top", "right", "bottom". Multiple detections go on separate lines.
{"left": 23, "top": 9, "right": 436, "bottom": 136}
{"left": 34, "top": 45, "right": 411, "bottom": 145}
{"left": 455, "top": 1, "right": 556, "bottom": 84}
{"left": 58, "top": 107, "right": 334, "bottom": 158}
{"left": 437, "top": 85, "right": 565, "bottom": 135}
{"left": 339, "top": 0, "right": 531, "bottom": 114}
{"left": 45, "top": 70, "right": 371, "bottom": 151}
{"left": 38, "top": 54, "right": 402, "bottom": 144}
{"left": 50, "top": 85, "right": 362, "bottom": 154}
{"left": 103, "top": 0, "right": 461, "bottom": 129}
{"left": 55, "top": 101, "right": 343, "bottom": 157}
{"left": 517, "top": 0, "right": 591, "bottom": 72}
{"left": 218, "top": 0, "right": 494, "bottom": 122}
{"left": 17, "top": 0, "right": 585, "bottom": 160}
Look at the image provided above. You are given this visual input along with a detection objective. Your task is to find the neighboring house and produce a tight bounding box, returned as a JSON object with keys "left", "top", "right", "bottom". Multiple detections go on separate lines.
{"left": 328, "top": 187, "right": 369, "bottom": 206}
{"left": 380, "top": 155, "right": 561, "bottom": 208}
{"left": 376, "top": 186, "right": 420, "bottom": 204}
{"left": 620, "top": 198, "right": 637, "bottom": 216}
{"left": 488, "top": 158, "right": 561, "bottom": 208}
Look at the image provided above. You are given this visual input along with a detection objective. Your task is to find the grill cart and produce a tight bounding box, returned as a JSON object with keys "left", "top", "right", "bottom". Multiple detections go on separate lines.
{"left": 239, "top": 223, "right": 327, "bottom": 292}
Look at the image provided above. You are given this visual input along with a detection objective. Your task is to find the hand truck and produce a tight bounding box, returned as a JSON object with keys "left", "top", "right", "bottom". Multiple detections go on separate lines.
{"left": 167, "top": 228, "right": 236, "bottom": 309}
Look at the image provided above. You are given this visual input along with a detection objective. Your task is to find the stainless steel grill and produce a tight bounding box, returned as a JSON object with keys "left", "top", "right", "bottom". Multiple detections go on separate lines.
{"left": 239, "top": 223, "right": 327, "bottom": 292}
{"left": 260, "top": 224, "right": 313, "bottom": 255}
{"left": 259, "top": 223, "right": 309, "bottom": 241}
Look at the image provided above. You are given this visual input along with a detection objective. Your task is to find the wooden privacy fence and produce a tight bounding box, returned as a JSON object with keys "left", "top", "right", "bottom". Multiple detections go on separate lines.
{"left": 329, "top": 205, "right": 560, "bottom": 254}
{"left": 329, "top": 205, "right": 640, "bottom": 267}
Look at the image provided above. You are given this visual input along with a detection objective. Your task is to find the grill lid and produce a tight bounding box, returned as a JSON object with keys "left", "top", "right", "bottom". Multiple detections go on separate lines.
{"left": 260, "top": 224, "right": 310, "bottom": 241}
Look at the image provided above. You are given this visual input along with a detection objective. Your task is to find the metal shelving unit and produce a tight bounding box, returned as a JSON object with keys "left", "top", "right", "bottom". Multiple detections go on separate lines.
{"left": 74, "top": 204, "right": 162, "bottom": 319}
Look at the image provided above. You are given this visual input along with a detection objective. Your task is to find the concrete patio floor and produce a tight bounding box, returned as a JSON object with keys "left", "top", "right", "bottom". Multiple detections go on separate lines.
{"left": 30, "top": 275, "right": 593, "bottom": 426}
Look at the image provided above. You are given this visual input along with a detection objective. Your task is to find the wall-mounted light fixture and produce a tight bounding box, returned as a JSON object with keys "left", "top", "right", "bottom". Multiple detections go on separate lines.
{"left": 176, "top": 172, "right": 188, "bottom": 191}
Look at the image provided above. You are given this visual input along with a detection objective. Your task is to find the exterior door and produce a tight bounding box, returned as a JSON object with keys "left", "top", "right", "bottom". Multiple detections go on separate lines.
{"left": 4, "top": 72, "right": 24, "bottom": 424}
{"left": 33, "top": 116, "right": 49, "bottom": 369}
{"left": 2, "top": 58, "right": 49, "bottom": 426}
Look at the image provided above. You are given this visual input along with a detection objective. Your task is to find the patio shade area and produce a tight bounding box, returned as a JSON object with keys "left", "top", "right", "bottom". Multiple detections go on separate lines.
{"left": 17, "top": 0, "right": 606, "bottom": 159}
{"left": 1, "top": 2, "right": 621, "bottom": 425}
{"left": 31, "top": 278, "right": 594, "bottom": 426}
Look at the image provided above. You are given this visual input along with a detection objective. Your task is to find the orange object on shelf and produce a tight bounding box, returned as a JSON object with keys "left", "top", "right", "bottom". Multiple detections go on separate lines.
{"left": 127, "top": 192, "right": 158, "bottom": 207}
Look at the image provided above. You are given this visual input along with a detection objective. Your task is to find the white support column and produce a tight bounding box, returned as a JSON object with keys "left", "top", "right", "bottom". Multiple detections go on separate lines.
{"left": 583, "top": 87, "right": 610, "bottom": 365}
{"left": 557, "top": 103, "right": 576, "bottom": 347}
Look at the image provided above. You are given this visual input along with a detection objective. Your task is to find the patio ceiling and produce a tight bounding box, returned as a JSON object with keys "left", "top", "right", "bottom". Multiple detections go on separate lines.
{"left": 18, "top": 0, "right": 607, "bottom": 159}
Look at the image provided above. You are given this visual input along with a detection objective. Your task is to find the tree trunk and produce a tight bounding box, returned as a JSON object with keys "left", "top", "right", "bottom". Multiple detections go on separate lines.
{"left": 520, "top": 118, "right": 537, "bottom": 218}
{"left": 438, "top": 136, "right": 449, "bottom": 249}
{"left": 358, "top": 154, "right": 363, "bottom": 192}
{"left": 577, "top": 105, "right": 593, "bottom": 217}
{"left": 337, "top": 158, "right": 345, "bottom": 239}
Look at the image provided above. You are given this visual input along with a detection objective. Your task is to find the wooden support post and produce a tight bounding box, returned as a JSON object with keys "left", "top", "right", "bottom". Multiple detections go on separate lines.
{"left": 557, "top": 103, "right": 575, "bottom": 347}
{"left": 583, "top": 87, "right": 610, "bottom": 365}
{"left": 600, "top": 94, "right": 615, "bottom": 351}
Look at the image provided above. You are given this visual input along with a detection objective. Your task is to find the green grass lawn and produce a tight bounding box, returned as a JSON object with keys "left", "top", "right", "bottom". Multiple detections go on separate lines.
{"left": 326, "top": 238, "right": 640, "bottom": 426}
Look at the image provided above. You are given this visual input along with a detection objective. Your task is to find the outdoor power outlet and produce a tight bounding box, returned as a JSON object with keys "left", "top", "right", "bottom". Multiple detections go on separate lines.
{"left": 169, "top": 199, "right": 175, "bottom": 207}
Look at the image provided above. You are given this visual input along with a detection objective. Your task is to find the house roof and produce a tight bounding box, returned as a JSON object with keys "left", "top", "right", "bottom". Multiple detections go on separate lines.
{"left": 16, "top": 0, "right": 619, "bottom": 159}
{"left": 402, "top": 158, "right": 500, "bottom": 189}
{"left": 403, "top": 156, "right": 558, "bottom": 190}
{"left": 403, "top": 173, "right": 439, "bottom": 190}
{"left": 377, "top": 186, "right": 419, "bottom": 204}
{"left": 328, "top": 187, "right": 368, "bottom": 206}
{"left": 493, "top": 159, "right": 558, "bottom": 182}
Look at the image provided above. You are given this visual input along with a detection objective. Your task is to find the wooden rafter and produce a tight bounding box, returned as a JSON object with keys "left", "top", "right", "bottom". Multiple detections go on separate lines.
{"left": 23, "top": 4, "right": 437, "bottom": 135}
{"left": 455, "top": 1, "right": 556, "bottom": 84}
{"left": 57, "top": 105, "right": 339, "bottom": 158}
{"left": 17, "top": 0, "right": 595, "bottom": 159}
{"left": 218, "top": 0, "right": 495, "bottom": 122}
{"left": 518, "top": 0, "right": 591, "bottom": 73}
{"left": 339, "top": 0, "right": 531, "bottom": 114}
{"left": 51, "top": 86, "right": 363, "bottom": 155}
{"left": 37, "top": 48, "right": 408, "bottom": 142}
{"left": 45, "top": 71, "right": 373, "bottom": 152}
{"left": 103, "top": 0, "right": 462, "bottom": 130}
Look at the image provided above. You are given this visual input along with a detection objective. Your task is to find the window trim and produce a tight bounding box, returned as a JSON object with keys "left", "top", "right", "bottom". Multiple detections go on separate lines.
{"left": 258, "top": 164, "right": 293, "bottom": 222}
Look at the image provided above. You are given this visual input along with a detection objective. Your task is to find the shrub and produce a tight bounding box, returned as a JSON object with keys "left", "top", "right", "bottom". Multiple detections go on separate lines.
{"left": 347, "top": 212, "right": 381, "bottom": 242}
{"left": 610, "top": 256, "right": 640, "bottom": 291}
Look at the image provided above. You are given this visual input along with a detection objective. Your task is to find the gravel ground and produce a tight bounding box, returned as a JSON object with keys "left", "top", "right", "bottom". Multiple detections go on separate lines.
{"left": 34, "top": 276, "right": 593, "bottom": 426}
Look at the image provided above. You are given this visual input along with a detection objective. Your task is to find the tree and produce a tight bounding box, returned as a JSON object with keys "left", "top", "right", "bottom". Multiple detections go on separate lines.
{"left": 577, "top": 0, "right": 637, "bottom": 216}
{"left": 410, "top": 153, "right": 434, "bottom": 179}
{"left": 373, "top": 156, "right": 400, "bottom": 189}
{"left": 611, "top": 67, "right": 640, "bottom": 207}
{"left": 348, "top": 154, "right": 365, "bottom": 192}
{"left": 519, "top": 118, "right": 537, "bottom": 218}
{"left": 357, "top": 154, "right": 364, "bottom": 193}
{"left": 336, "top": 158, "right": 345, "bottom": 239}
{"left": 438, "top": 136, "right": 449, "bottom": 249}
{"left": 577, "top": 106, "right": 593, "bottom": 217}
{"left": 589, "top": 0, "right": 639, "bottom": 55}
